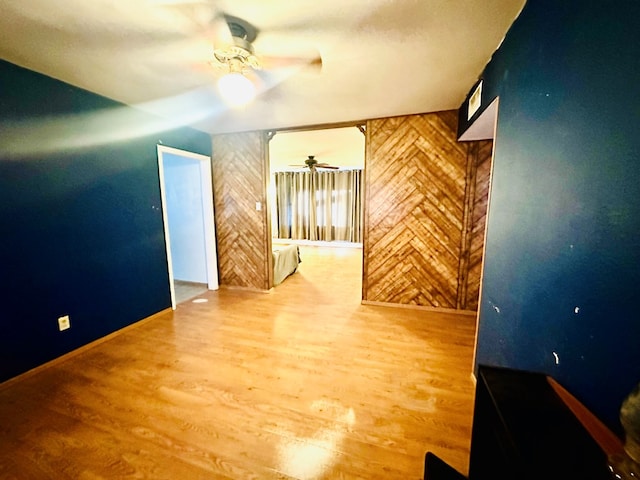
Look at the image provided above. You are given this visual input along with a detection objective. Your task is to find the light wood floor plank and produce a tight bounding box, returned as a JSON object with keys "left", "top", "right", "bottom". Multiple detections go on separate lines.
{"left": 0, "top": 245, "right": 476, "bottom": 479}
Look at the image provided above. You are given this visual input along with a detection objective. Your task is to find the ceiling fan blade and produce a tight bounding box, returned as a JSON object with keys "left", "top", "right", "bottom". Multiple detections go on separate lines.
{"left": 150, "top": 1, "right": 232, "bottom": 51}
{"left": 259, "top": 52, "right": 322, "bottom": 73}
{"left": 210, "top": 13, "right": 235, "bottom": 48}
{"left": 147, "top": 0, "right": 209, "bottom": 5}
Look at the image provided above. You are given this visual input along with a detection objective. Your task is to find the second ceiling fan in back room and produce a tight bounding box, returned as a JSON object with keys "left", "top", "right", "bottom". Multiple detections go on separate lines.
{"left": 289, "top": 155, "right": 339, "bottom": 171}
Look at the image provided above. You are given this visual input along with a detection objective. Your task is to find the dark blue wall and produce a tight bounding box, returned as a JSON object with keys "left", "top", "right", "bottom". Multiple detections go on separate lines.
{"left": 458, "top": 1, "right": 640, "bottom": 436}
{"left": 0, "top": 60, "right": 211, "bottom": 383}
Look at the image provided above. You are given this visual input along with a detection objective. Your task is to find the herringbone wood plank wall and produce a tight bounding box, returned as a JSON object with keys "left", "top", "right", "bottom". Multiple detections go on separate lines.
{"left": 363, "top": 111, "right": 491, "bottom": 310}
{"left": 212, "top": 132, "right": 272, "bottom": 290}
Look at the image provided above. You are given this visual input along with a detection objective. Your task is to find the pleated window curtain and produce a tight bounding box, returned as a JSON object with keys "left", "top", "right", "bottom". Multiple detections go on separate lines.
{"left": 273, "top": 169, "right": 363, "bottom": 242}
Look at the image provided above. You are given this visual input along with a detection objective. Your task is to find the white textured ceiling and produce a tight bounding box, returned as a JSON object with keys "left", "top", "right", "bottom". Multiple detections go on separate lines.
{"left": 0, "top": 0, "right": 525, "bottom": 136}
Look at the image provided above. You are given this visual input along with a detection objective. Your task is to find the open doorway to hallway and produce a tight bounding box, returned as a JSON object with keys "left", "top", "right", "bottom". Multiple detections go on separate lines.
{"left": 157, "top": 145, "right": 219, "bottom": 307}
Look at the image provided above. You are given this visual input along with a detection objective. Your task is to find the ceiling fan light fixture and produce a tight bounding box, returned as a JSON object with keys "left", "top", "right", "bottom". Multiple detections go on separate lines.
{"left": 217, "top": 71, "right": 256, "bottom": 108}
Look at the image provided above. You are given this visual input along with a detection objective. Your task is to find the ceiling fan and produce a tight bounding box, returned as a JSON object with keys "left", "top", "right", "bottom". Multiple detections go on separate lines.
{"left": 209, "top": 14, "right": 324, "bottom": 106}
{"left": 289, "top": 155, "right": 340, "bottom": 171}
{"left": 210, "top": 14, "right": 322, "bottom": 76}
{"left": 211, "top": 14, "right": 322, "bottom": 106}
{"left": 151, "top": 2, "right": 323, "bottom": 106}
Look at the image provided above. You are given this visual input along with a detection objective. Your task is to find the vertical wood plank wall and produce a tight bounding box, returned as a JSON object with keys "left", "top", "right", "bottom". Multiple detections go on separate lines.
{"left": 458, "top": 140, "right": 493, "bottom": 311}
{"left": 211, "top": 132, "right": 272, "bottom": 290}
{"left": 363, "top": 111, "right": 491, "bottom": 311}
{"left": 462, "top": 140, "right": 493, "bottom": 310}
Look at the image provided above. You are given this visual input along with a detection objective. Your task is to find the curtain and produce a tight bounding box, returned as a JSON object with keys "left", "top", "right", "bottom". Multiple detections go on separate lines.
{"left": 273, "top": 169, "right": 363, "bottom": 242}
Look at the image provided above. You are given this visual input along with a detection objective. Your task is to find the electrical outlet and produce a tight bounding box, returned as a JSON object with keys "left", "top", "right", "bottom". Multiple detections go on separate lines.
{"left": 58, "top": 315, "right": 71, "bottom": 331}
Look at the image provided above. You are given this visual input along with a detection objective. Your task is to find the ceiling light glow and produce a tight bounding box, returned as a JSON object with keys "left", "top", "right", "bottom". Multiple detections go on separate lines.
{"left": 217, "top": 72, "right": 256, "bottom": 108}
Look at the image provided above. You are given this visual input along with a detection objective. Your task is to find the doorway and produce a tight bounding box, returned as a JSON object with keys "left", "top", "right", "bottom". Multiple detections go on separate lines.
{"left": 267, "top": 126, "right": 365, "bottom": 295}
{"left": 157, "top": 145, "right": 219, "bottom": 308}
{"left": 268, "top": 126, "right": 365, "bottom": 245}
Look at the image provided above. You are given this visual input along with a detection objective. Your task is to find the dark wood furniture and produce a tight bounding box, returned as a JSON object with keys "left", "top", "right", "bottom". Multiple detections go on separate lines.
{"left": 425, "top": 365, "right": 621, "bottom": 479}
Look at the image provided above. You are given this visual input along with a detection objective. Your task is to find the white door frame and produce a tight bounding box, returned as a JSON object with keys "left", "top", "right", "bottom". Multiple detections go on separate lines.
{"left": 157, "top": 145, "right": 218, "bottom": 309}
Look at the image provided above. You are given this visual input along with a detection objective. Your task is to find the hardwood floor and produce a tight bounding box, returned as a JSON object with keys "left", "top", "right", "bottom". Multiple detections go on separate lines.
{"left": 0, "top": 245, "right": 477, "bottom": 480}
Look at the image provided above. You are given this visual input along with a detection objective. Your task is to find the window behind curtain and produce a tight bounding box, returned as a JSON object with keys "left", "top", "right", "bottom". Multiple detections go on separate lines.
{"left": 273, "top": 169, "right": 363, "bottom": 242}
